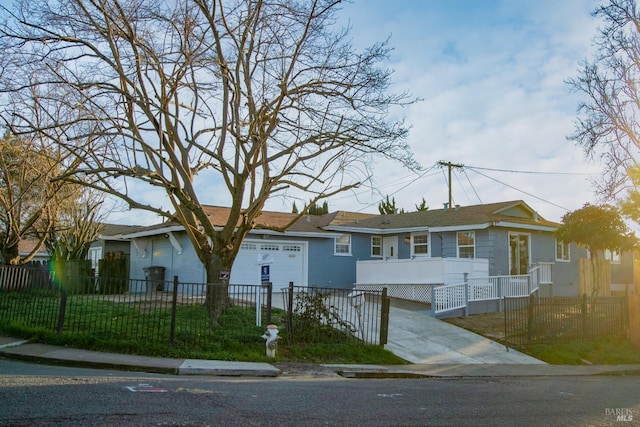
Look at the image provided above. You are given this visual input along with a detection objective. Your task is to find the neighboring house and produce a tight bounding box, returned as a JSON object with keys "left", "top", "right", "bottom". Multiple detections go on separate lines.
{"left": 88, "top": 224, "right": 141, "bottom": 275}
{"left": 102, "top": 200, "right": 635, "bottom": 297}
{"left": 104, "top": 207, "right": 376, "bottom": 290}
{"left": 16, "top": 239, "right": 49, "bottom": 265}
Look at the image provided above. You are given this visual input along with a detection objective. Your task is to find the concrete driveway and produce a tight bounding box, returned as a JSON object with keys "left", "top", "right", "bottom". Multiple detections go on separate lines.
{"left": 385, "top": 304, "right": 545, "bottom": 364}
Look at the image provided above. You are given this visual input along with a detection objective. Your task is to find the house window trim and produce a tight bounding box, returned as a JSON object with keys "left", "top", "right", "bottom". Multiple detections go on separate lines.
{"left": 508, "top": 231, "right": 531, "bottom": 275}
{"left": 334, "top": 233, "right": 352, "bottom": 256}
{"left": 605, "top": 248, "right": 621, "bottom": 264}
{"left": 457, "top": 231, "right": 475, "bottom": 259}
{"left": 555, "top": 239, "right": 570, "bottom": 262}
{"left": 411, "top": 232, "right": 430, "bottom": 257}
{"left": 371, "top": 235, "right": 382, "bottom": 258}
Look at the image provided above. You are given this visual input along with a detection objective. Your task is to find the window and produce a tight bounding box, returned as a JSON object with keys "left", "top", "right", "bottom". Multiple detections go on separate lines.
{"left": 371, "top": 236, "right": 382, "bottom": 257}
{"left": 555, "top": 240, "right": 569, "bottom": 261}
{"left": 509, "top": 232, "right": 530, "bottom": 275}
{"left": 412, "top": 233, "right": 429, "bottom": 255}
{"left": 605, "top": 249, "right": 621, "bottom": 264}
{"left": 260, "top": 244, "right": 279, "bottom": 251}
{"left": 88, "top": 247, "right": 102, "bottom": 275}
{"left": 457, "top": 231, "right": 475, "bottom": 258}
{"left": 335, "top": 234, "right": 351, "bottom": 255}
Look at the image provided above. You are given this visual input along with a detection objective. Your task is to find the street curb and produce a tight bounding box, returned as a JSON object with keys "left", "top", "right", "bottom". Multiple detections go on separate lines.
{"left": 0, "top": 350, "right": 180, "bottom": 375}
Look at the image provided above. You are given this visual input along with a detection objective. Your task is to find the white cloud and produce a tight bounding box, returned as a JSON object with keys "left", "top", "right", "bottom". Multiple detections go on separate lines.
{"left": 299, "top": 0, "right": 603, "bottom": 222}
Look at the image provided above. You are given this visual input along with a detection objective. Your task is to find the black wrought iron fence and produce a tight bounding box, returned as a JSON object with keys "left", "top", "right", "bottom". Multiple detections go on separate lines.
{"left": 0, "top": 269, "right": 276, "bottom": 349}
{"left": 0, "top": 266, "right": 389, "bottom": 349}
{"left": 505, "top": 293, "right": 629, "bottom": 346}
{"left": 280, "top": 283, "right": 389, "bottom": 346}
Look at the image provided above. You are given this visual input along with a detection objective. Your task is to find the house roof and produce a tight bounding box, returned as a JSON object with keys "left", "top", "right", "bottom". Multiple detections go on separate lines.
{"left": 202, "top": 205, "right": 325, "bottom": 234}
{"left": 99, "top": 223, "right": 143, "bottom": 239}
{"left": 18, "top": 238, "right": 48, "bottom": 256}
{"left": 103, "top": 200, "right": 560, "bottom": 239}
{"left": 327, "top": 200, "right": 560, "bottom": 233}
{"left": 105, "top": 205, "right": 352, "bottom": 239}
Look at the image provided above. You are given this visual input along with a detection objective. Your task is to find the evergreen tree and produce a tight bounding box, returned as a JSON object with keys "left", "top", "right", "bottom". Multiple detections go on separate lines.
{"left": 415, "top": 198, "right": 429, "bottom": 212}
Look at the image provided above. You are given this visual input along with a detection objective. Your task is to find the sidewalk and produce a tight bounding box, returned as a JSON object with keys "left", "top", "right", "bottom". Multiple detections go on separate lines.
{"left": 2, "top": 336, "right": 640, "bottom": 378}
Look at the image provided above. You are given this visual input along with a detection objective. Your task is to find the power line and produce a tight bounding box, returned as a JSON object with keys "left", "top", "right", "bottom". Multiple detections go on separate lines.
{"left": 468, "top": 168, "right": 570, "bottom": 211}
{"left": 465, "top": 164, "right": 594, "bottom": 176}
{"left": 463, "top": 169, "right": 483, "bottom": 204}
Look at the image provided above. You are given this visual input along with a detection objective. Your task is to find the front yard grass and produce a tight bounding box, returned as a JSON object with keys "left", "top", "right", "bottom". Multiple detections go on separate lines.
{"left": 0, "top": 292, "right": 405, "bottom": 365}
{"left": 445, "top": 312, "right": 640, "bottom": 365}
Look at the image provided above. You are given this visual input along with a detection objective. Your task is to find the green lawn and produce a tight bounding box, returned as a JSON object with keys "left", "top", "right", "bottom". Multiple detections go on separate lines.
{"left": 0, "top": 291, "right": 405, "bottom": 365}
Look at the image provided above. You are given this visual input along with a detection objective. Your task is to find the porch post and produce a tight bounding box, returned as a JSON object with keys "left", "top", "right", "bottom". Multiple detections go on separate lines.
{"left": 430, "top": 284, "right": 436, "bottom": 317}
{"left": 498, "top": 277, "right": 504, "bottom": 313}
{"left": 464, "top": 273, "right": 469, "bottom": 317}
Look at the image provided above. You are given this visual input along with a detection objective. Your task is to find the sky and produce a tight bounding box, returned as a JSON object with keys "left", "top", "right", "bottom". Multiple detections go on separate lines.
{"left": 309, "top": 0, "right": 602, "bottom": 223}
{"left": 100, "top": 0, "right": 604, "bottom": 225}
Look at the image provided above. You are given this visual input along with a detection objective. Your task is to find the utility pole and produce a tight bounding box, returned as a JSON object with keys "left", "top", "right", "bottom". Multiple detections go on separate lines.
{"left": 438, "top": 161, "right": 464, "bottom": 207}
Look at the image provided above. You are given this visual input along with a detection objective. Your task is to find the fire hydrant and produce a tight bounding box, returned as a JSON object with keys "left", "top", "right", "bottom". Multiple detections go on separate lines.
{"left": 261, "top": 324, "right": 279, "bottom": 358}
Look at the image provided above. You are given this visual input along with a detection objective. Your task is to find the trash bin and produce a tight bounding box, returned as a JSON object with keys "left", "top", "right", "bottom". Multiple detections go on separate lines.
{"left": 143, "top": 266, "right": 166, "bottom": 292}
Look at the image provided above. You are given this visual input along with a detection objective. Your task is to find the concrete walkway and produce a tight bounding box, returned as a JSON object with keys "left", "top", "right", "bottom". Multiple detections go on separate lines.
{"left": 385, "top": 306, "right": 544, "bottom": 364}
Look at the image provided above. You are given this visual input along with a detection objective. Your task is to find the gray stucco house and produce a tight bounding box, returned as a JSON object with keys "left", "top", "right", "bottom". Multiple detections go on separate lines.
{"left": 103, "top": 200, "right": 635, "bottom": 297}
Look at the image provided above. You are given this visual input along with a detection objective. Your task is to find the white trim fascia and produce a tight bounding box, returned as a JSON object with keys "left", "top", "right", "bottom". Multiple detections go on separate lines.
{"left": 492, "top": 221, "right": 557, "bottom": 232}
{"left": 110, "top": 225, "right": 186, "bottom": 240}
{"left": 328, "top": 224, "right": 493, "bottom": 234}
{"left": 110, "top": 225, "right": 340, "bottom": 240}
{"left": 428, "top": 223, "right": 491, "bottom": 232}
{"left": 326, "top": 226, "right": 429, "bottom": 234}
{"left": 248, "top": 229, "right": 342, "bottom": 239}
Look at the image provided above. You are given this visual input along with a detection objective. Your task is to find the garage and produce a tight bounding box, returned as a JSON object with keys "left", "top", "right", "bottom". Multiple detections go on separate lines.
{"left": 229, "top": 239, "right": 307, "bottom": 289}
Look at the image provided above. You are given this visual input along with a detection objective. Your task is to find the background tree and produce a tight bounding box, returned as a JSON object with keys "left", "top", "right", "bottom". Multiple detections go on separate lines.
{"left": 567, "top": 0, "right": 640, "bottom": 208}
{"left": 304, "top": 200, "right": 329, "bottom": 216}
{"left": 46, "top": 189, "right": 106, "bottom": 263}
{"left": 554, "top": 203, "right": 636, "bottom": 295}
{"left": 0, "top": 0, "right": 416, "bottom": 320}
{"left": 0, "top": 132, "right": 69, "bottom": 265}
{"left": 378, "top": 195, "right": 404, "bottom": 214}
{"left": 415, "top": 197, "right": 429, "bottom": 212}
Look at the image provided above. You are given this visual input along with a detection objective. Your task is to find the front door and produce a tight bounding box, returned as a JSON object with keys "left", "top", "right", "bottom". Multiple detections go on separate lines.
{"left": 509, "top": 233, "right": 530, "bottom": 275}
{"left": 383, "top": 236, "right": 398, "bottom": 260}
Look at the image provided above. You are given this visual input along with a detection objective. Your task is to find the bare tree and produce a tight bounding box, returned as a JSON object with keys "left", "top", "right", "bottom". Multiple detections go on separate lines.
{"left": 0, "top": 0, "right": 416, "bottom": 320}
{"left": 567, "top": 0, "right": 640, "bottom": 203}
{"left": 46, "top": 189, "right": 107, "bottom": 263}
{"left": 0, "top": 132, "right": 68, "bottom": 265}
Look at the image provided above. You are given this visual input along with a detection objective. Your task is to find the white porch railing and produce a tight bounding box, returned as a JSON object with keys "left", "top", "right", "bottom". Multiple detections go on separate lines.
{"left": 538, "top": 262, "right": 553, "bottom": 284}
{"left": 356, "top": 266, "right": 543, "bottom": 317}
{"left": 431, "top": 266, "right": 541, "bottom": 317}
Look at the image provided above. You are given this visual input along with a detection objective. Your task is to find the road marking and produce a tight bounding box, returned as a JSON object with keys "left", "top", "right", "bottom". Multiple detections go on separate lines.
{"left": 126, "top": 383, "right": 168, "bottom": 393}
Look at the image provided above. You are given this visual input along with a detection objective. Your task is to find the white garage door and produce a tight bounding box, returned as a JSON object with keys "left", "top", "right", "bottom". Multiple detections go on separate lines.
{"left": 229, "top": 239, "right": 307, "bottom": 288}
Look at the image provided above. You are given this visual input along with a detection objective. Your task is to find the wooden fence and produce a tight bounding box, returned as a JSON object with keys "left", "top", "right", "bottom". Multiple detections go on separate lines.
{"left": 579, "top": 258, "right": 611, "bottom": 296}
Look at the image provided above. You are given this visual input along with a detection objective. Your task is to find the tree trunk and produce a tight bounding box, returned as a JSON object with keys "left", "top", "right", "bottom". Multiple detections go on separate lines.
{"left": 589, "top": 250, "right": 601, "bottom": 297}
{"left": 203, "top": 254, "right": 232, "bottom": 324}
{"left": 1, "top": 243, "right": 20, "bottom": 265}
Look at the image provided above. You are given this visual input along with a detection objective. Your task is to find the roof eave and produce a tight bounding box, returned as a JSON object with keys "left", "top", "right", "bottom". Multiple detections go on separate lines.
{"left": 492, "top": 221, "right": 557, "bottom": 232}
